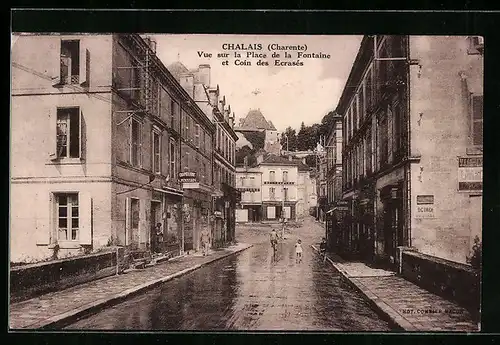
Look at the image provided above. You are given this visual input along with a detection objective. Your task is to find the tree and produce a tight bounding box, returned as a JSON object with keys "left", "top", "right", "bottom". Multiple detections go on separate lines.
{"left": 296, "top": 122, "right": 308, "bottom": 151}
{"left": 305, "top": 154, "right": 317, "bottom": 168}
{"left": 280, "top": 126, "right": 297, "bottom": 151}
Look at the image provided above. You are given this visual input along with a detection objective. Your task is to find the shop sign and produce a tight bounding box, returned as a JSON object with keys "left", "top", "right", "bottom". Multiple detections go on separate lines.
{"left": 458, "top": 157, "right": 482, "bottom": 191}
{"left": 415, "top": 195, "right": 435, "bottom": 218}
{"left": 178, "top": 172, "right": 198, "bottom": 183}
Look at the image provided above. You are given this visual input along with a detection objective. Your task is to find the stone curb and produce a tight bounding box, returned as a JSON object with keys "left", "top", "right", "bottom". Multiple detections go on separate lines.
{"left": 20, "top": 244, "right": 253, "bottom": 330}
{"left": 311, "top": 244, "right": 415, "bottom": 332}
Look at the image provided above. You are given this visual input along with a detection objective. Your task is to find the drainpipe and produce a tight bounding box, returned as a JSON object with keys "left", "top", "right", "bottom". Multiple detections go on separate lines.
{"left": 405, "top": 35, "right": 412, "bottom": 249}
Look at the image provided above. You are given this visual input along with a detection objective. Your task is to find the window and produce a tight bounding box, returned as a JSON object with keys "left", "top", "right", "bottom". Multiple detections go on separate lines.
{"left": 152, "top": 130, "right": 161, "bottom": 174}
{"left": 366, "top": 68, "right": 373, "bottom": 110}
{"left": 195, "top": 124, "right": 200, "bottom": 148}
{"left": 378, "top": 116, "right": 388, "bottom": 167}
{"left": 359, "top": 84, "right": 365, "bottom": 122}
{"left": 366, "top": 131, "right": 372, "bottom": 175}
{"left": 169, "top": 139, "right": 176, "bottom": 179}
{"left": 283, "top": 170, "right": 288, "bottom": 182}
{"left": 170, "top": 100, "right": 177, "bottom": 129}
{"left": 240, "top": 176, "right": 245, "bottom": 187}
{"left": 130, "top": 118, "right": 142, "bottom": 167}
{"left": 130, "top": 198, "right": 140, "bottom": 232}
{"left": 60, "top": 40, "right": 80, "bottom": 84}
{"left": 56, "top": 107, "right": 80, "bottom": 159}
{"left": 284, "top": 187, "right": 288, "bottom": 201}
{"left": 353, "top": 96, "right": 358, "bottom": 131}
{"left": 57, "top": 193, "right": 79, "bottom": 241}
{"left": 270, "top": 171, "right": 275, "bottom": 182}
{"left": 393, "top": 100, "right": 403, "bottom": 158}
{"left": 471, "top": 95, "right": 483, "bottom": 147}
{"left": 270, "top": 187, "right": 275, "bottom": 200}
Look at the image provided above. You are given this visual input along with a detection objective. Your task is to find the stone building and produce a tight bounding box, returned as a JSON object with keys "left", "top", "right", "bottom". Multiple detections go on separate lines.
{"left": 337, "top": 35, "right": 483, "bottom": 266}
{"left": 169, "top": 62, "right": 239, "bottom": 248}
{"left": 10, "top": 33, "right": 215, "bottom": 263}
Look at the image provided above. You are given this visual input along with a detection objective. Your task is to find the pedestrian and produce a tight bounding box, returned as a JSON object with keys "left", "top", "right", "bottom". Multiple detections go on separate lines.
{"left": 320, "top": 237, "right": 327, "bottom": 263}
{"left": 200, "top": 227, "right": 211, "bottom": 256}
{"left": 295, "top": 239, "right": 303, "bottom": 263}
{"left": 154, "top": 223, "right": 163, "bottom": 254}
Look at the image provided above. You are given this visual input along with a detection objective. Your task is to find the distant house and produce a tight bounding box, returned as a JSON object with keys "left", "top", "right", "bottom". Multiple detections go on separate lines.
{"left": 235, "top": 109, "right": 281, "bottom": 156}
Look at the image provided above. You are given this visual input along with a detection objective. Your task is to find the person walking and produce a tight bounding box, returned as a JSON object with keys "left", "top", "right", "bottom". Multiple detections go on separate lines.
{"left": 200, "top": 227, "right": 211, "bottom": 256}
{"left": 320, "top": 237, "right": 327, "bottom": 263}
{"left": 295, "top": 239, "right": 303, "bottom": 263}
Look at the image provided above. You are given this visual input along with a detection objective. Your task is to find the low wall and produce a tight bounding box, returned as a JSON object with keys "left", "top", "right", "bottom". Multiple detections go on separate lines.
{"left": 10, "top": 247, "right": 126, "bottom": 303}
{"left": 400, "top": 250, "right": 480, "bottom": 321}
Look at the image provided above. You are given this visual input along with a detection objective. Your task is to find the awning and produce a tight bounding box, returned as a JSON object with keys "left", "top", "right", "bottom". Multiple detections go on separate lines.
{"left": 326, "top": 206, "right": 349, "bottom": 214}
{"left": 154, "top": 187, "right": 184, "bottom": 197}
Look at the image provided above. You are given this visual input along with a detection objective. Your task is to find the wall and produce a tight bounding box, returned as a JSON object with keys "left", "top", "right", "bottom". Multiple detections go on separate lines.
{"left": 409, "top": 36, "right": 483, "bottom": 264}
{"left": 10, "top": 248, "right": 124, "bottom": 303}
{"left": 11, "top": 34, "right": 114, "bottom": 263}
{"left": 10, "top": 182, "right": 113, "bottom": 263}
{"left": 260, "top": 165, "right": 298, "bottom": 202}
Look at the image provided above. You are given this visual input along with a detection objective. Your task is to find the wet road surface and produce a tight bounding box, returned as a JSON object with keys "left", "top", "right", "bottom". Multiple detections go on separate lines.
{"left": 66, "top": 223, "right": 393, "bottom": 331}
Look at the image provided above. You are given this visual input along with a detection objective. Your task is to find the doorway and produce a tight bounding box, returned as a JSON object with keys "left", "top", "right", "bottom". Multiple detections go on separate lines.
{"left": 383, "top": 199, "right": 403, "bottom": 264}
{"left": 151, "top": 200, "right": 162, "bottom": 253}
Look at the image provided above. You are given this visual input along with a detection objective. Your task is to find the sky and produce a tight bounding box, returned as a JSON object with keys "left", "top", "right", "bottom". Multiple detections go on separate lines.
{"left": 152, "top": 34, "right": 362, "bottom": 132}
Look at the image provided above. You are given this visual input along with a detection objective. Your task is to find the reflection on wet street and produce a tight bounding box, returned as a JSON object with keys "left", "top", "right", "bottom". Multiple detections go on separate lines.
{"left": 66, "top": 225, "right": 392, "bottom": 331}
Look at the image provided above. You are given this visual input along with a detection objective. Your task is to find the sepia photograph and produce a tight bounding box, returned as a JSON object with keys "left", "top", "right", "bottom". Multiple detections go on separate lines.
{"left": 10, "top": 30, "right": 483, "bottom": 332}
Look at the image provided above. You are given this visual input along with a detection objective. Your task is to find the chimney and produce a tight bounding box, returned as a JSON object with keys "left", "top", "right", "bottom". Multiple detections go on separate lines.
{"left": 257, "top": 152, "right": 264, "bottom": 165}
{"left": 143, "top": 36, "right": 157, "bottom": 53}
{"left": 208, "top": 86, "right": 219, "bottom": 109}
{"left": 229, "top": 112, "right": 235, "bottom": 128}
{"left": 196, "top": 64, "right": 211, "bottom": 86}
{"left": 180, "top": 72, "right": 194, "bottom": 98}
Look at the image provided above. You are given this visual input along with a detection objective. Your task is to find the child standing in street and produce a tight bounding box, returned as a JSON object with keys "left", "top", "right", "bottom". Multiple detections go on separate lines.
{"left": 295, "top": 239, "right": 303, "bottom": 263}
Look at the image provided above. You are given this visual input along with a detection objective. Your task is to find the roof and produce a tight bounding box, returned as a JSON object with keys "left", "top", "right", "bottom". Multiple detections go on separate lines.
{"left": 167, "top": 61, "right": 190, "bottom": 81}
{"left": 267, "top": 120, "right": 277, "bottom": 131}
{"left": 260, "top": 154, "right": 299, "bottom": 166}
{"left": 239, "top": 109, "right": 275, "bottom": 130}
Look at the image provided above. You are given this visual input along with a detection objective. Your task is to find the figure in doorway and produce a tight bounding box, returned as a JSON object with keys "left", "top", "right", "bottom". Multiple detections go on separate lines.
{"left": 154, "top": 223, "right": 164, "bottom": 254}
{"left": 200, "top": 227, "right": 211, "bottom": 256}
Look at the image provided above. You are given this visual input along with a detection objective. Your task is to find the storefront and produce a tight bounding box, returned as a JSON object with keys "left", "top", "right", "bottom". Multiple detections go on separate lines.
{"left": 222, "top": 183, "right": 240, "bottom": 243}
{"left": 325, "top": 200, "right": 349, "bottom": 252}
{"left": 180, "top": 172, "right": 213, "bottom": 252}
{"left": 379, "top": 183, "right": 404, "bottom": 267}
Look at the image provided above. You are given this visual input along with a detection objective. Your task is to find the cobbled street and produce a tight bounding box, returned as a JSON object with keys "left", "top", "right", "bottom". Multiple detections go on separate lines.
{"left": 65, "top": 217, "right": 392, "bottom": 331}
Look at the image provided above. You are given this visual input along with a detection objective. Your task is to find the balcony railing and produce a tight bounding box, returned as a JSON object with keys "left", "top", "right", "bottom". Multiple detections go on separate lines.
{"left": 263, "top": 181, "right": 295, "bottom": 185}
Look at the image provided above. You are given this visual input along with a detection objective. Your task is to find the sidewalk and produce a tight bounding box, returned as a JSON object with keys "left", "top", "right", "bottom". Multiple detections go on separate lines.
{"left": 311, "top": 244, "right": 479, "bottom": 332}
{"left": 9, "top": 243, "right": 252, "bottom": 330}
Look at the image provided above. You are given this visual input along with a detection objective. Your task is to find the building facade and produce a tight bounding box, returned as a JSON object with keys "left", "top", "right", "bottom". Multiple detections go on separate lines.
{"left": 172, "top": 62, "right": 239, "bottom": 248}
{"left": 323, "top": 114, "right": 345, "bottom": 251}
{"left": 235, "top": 166, "right": 263, "bottom": 223}
{"left": 296, "top": 161, "right": 315, "bottom": 218}
{"left": 10, "top": 33, "right": 217, "bottom": 263}
{"left": 259, "top": 154, "right": 299, "bottom": 221}
{"left": 338, "top": 35, "right": 483, "bottom": 266}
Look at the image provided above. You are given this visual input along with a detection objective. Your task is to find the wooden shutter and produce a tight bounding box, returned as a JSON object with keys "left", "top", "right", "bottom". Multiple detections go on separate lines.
{"left": 139, "top": 199, "right": 148, "bottom": 245}
{"left": 125, "top": 117, "right": 131, "bottom": 163}
{"left": 125, "top": 197, "right": 131, "bottom": 245}
{"left": 52, "top": 39, "right": 62, "bottom": 86}
{"left": 48, "top": 107, "right": 58, "bottom": 160}
{"left": 79, "top": 108, "right": 85, "bottom": 160}
{"left": 79, "top": 192, "right": 93, "bottom": 245}
{"left": 35, "top": 192, "right": 51, "bottom": 245}
{"left": 79, "top": 39, "right": 89, "bottom": 86}
{"left": 139, "top": 122, "right": 144, "bottom": 168}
